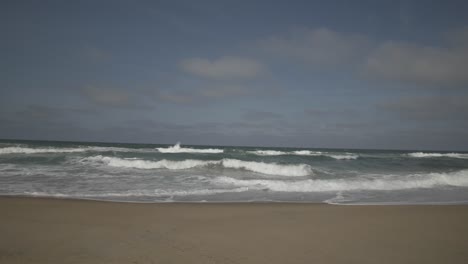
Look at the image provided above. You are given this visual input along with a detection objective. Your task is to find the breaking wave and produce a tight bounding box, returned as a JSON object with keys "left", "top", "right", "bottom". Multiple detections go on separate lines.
{"left": 0, "top": 146, "right": 155, "bottom": 155}
{"left": 83, "top": 156, "right": 218, "bottom": 170}
{"left": 156, "top": 142, "right": 223, "bottom": 154}
{"left": 328, "top": 154, "right": 359, "bottom": 160}
{"left": 0, "top": 147, "right": 88, "bottom": 154}
{"left": 82, "top": 156, "right": 312, "bottom": 176}
{"left": 247, "top": 149, "right": 358, "bottom": 160}
{"left": 292, "top": 150, "right": 321, "bottom": 155}
{"left": 247, "top": 150, "right": 286, "bottom": 156}
{"left": 221, "top": 159, "right": 312, "bottom": 176}
{"left": 408, "top": 152, "right": 468, "bottom": 159}
{"left": 214, "top": 169, "right": 468, "bottom": 192}
{"left": 22, "top": 187, "right": 251, "bottom": 199}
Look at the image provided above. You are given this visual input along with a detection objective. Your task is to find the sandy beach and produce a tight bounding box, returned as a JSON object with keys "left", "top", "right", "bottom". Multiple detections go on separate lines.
{"left": 1, "top": 197, "right": 468, "bottom": 264}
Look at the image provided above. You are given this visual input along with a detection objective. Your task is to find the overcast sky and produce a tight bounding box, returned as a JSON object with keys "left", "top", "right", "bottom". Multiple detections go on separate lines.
{"left": 1, "top": 0, "right": 468, "bottom": 150}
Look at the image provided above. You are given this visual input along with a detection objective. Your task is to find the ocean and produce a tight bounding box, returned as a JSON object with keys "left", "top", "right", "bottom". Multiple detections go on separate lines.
{"left": 1, "top": 139, "right": 468, "bottom": 204}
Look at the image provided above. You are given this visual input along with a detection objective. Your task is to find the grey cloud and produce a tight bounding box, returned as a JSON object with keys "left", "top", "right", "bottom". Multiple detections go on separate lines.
{"left": 156, "top": 90, "right": 197, "bottom": 104}
{"left": 242, "top": 110, "right": 282, "bottom": 121}
{"left": 0, "top": 120, "right": 93, "bottom": 142}
{"left": 198, "top": 84, "right": 249, "bottom": 98}
{"left": 126, "top": 118, "right": 294, "bottom": 141}
{"left": 364, "top": 36, "right": 468, "bottom": 86}
{"left": 16, "top": 105, "right": 65, "bottom": 120}
{"left": 446, "top": 27, "right": 468, "bottom": 47}
{"left": 261, "top": 27, "right": 371, "bottom": 66}
{"left": 179, "top": 56, "right": 265, "bottom": 79}
{"left": 304, "top": 108, "right": 355, "bottom": 117}
{"left": 14, "top": 105, "right": 96, "bottom": 122}
{"left": 0, "top": 105, "right": 96, "bottom": 141}
{"left": 154, "top": 84, "right": 252, "bottom": 105}
{"left": 81, "top": 46, "right": 111, "bottom": 63}
{"left": 380, "top": 96, "right": 468, "bottom": 121}
{"left": 81, "top": 86, "right": 152, "bottom": 110}
{"left": 82, "top": 86, "right": 132, "bottom": 107}
{"left": 263, "top": 27, "right": 468, "bottom": 88}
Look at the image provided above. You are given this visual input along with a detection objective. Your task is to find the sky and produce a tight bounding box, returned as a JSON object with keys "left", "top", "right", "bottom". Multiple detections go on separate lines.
{"left": 1, "top": 0, "right": 468, "bottom": 150}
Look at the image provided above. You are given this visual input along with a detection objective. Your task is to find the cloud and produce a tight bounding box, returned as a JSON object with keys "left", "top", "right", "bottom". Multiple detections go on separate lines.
{"left": 242, "top": 110, "right": 282, "bottom": 121}
{"left": 0, "top": 105, "right": 97, "bottom": 142}
{"left": 262, "top": 27, "right": 468, "bottom": 88}
{"left": 198, "top": 84, "right": 249, "bottom": 98}
{"left": 304, "top": 108, "right": 354, "bottom": 117}
{"left": 157, "top": 90, "right": 196, "bottom": 104}
{"left": 261, "top": 27, "right": 370, "bottom": 66}
{"left": 82, "top": 46, "right": 110, "bottom": 63}
{"left": 15, "top": 105, "right": 95, "bottom": 120}
{"left": 81, "top": 86, "right": 132, "bottom": 107}
{"left": 154, "top": 84, "right": 251, "bottom": 104}
{"left": 380, "top": 96, "right": 468, "bottom": 121}
{"left": 179, "top": 56, "right": 264, "bottom": 79}
{"left": 364, "top": 30, "right": 468, "bottom": 86}
{"left": 446, "top": 27, "right": 468, "bottom": 47}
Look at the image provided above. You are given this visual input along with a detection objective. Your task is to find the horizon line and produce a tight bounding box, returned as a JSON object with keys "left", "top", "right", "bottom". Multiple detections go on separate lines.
{"left": 1, "top": 138, "right": 467, "bottom": 153}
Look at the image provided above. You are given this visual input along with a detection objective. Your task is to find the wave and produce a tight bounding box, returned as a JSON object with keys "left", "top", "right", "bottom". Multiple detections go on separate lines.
{"left": 247, "top": 150, "right": 287, "bottom": 156}
{"left": 408, "top": 152, "right": 468, "bottom": 159}
{"left": 247, "top": 149, "right": 358, "bottom": 160}
{"left": 83, "top": 156, "right": 312, "bottom": 176}
{"left": 213, "top": 169, "right": 468, "bottom": 192}
{"left": 0, "top": 146, "right": 88, "bottom": 154}
{"left": 221, "top": 159, "right": 312, "bottom": 176}
{"left": 0, "top": 146, "right": 156, "bottom": 155}
{"left": 83, "top": 156, "right": 218, "bottom": 170}
{"left": 20, "top": 187, "right": 251, "bottom": 200}
{"left": 328, "top": 154, "right": 359, "bottom": 160}
{"left": 156, "top": 143, "right": 223, "bottom": 154}
{"left": 292, "top": 150, "right": 321, "bottom": 155}
{"left": 248, "top": 149, "right": 321, "bottom": 156}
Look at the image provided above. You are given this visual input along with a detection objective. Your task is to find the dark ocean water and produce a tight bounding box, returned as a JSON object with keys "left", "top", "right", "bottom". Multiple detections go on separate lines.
{"left": 1, "top": 140, "right": 468, "bottom": 204}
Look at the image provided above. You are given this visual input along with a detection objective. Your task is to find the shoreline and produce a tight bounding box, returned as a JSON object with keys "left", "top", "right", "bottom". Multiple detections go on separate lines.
{"left": 2, "top": 194, "right": 468, "bottom": 205}
{"left": 2, "top": 196, "right": 468, "bottom": 263}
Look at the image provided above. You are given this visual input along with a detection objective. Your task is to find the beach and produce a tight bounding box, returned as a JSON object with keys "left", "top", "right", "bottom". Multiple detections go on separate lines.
{"left": 1, "top": 197, "right": 468, "bottom": 264}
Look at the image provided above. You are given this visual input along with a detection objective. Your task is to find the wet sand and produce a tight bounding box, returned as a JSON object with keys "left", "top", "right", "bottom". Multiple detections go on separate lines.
{"left": 1, "top": 197, "right": 468, "bottom": 264}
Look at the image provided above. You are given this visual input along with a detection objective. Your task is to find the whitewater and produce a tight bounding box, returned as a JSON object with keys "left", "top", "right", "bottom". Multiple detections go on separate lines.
{"left": 1, "top": 140, "right": 468, "bottom": 204}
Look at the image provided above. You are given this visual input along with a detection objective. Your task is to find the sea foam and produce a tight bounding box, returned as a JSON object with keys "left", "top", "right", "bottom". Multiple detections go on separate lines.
{"left": 83, "top": 156, "right": 312, "bottom": 176}
{"left": 221, "top": 158, "right": 312, "bottom": 176}
{"left": 23, "top": 187, "right": 251, "bottom": 199}
{"left": 156, "top": 143, "right": 223, "bottom": 154}
{"left": 83, "top": 156, "right": 218, "bottom": 170}
{"left": 0, "top": 147, "right": 87, "bottom": 154}
{"left": 408, "top": 152, "right": 468, "bottom": 159}
{"left": 213, "top": 169, "right": 468, "bottom": 192}
{"left": 0, "top": 146, "right": 155, "bottom": 154}
{"left": 247, "top": 150, "right": 287, "bottom": 156}
{"left": 247, "top": 149, "right": 358, "bottom": 159}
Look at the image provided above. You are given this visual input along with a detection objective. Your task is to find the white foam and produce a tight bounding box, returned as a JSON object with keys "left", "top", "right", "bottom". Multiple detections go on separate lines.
{"left": 328, "top": 154, "right": 359, "bottom": 160}
{"left": 221, "top": 158, "right": 312, "bottom": 177}
{"left": 156, "top": 142, "right": 223, "bottom": 154}
{"left": 214, "top": 169, "right": 468, "bottom": 192}
{"left": 247, "top": 149, "right": 358, "bottom": 160}
{"left": 22, "top": 187, "right": 251, "bottom": 198}
{"left": 292, "top": 150, "right": 322, "bottom": 156}
{"left": 408, "top": 152, "right": 468, "bottom": 159}
{"left": 0, "top": 146, "right": 155, "bottom": 155}
{"left": 248, "top": 149, "right": 321, "bottom": 156}
{"left": 247, "top": 150, "right": 287, "bottom": 156}
{"left": 83, "top": 155, "right": 218, "bottom": 170}
{"left": 0, "top": 147, "right": 87, "bottom": 154}
{"left": 82, "top": 156, "right": 312, "bottom": 176}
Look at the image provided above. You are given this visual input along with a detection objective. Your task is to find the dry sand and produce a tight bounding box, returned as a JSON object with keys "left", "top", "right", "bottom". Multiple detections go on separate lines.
{"left": 1, "top": 197, "right": 468, "bottom": 264}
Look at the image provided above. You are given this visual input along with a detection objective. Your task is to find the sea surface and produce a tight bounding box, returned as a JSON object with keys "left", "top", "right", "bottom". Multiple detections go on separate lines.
{"left": 1, "top": 139, "right": 468, "bottom": 204}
